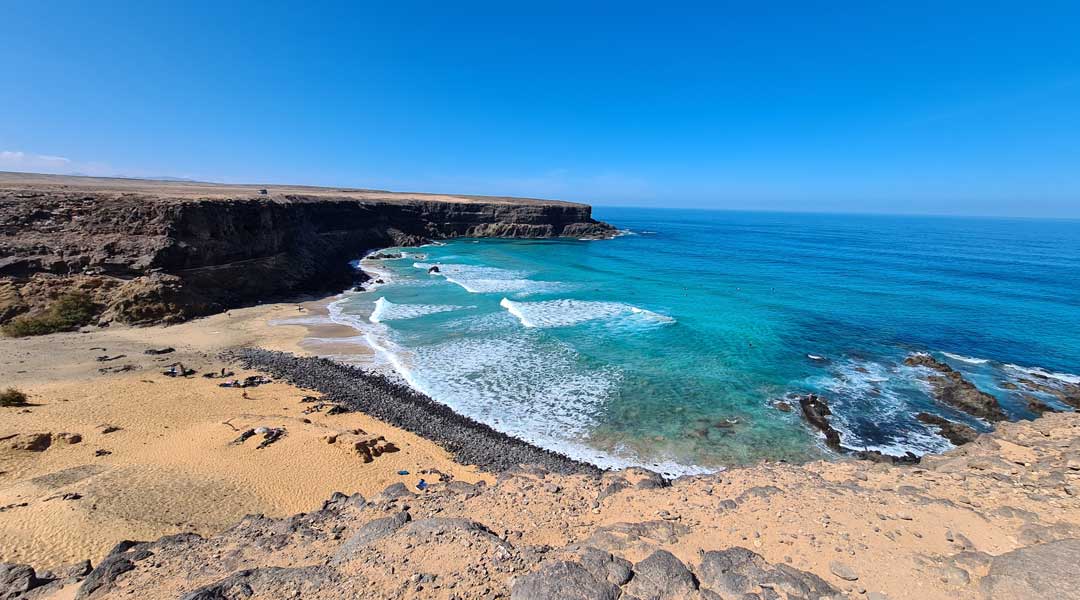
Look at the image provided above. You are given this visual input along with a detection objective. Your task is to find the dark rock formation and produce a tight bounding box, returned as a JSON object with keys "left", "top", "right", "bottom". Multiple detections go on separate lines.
{"left": 0, "top": 173, "right": 615, "bottom": 326}
{"left": 916, "top": 412, "right": 979, "bottom": 446}
{"left": 904, "top": 354, "right": 1006, "bottom": 421}
{"left": 697, "top": 547, "right": 839, "bottom": 599}
{"left": 622, "top": 549, "right": 698, "bottom": 599}
{"left": 230, "top": 348, "right": 603, "bottom": 476}
{"left": 798, "top": 394, "right": 918, "bottom": 464}
{"left": 512, "top": 546, "right": 838, "bottom": 600}
{"left": 1014, "top": 375, "right": 1080, "bottom": 410}
{"left": 799, "top": 394, "right": 841, "bottom": 450}
{"left": 0, "top": 563, "right": 40, "bottom": 599}
{"left": 511, "top": 561, "right": 621, "bottom": 600}
{"left": 1026, "top": 395, "right": 1059, "bottom": 415}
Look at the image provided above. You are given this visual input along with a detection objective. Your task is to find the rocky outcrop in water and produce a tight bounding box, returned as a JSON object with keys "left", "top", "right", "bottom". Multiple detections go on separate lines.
{"left": 904, "top": 354, "right": 1007, "bottom": 421}
{"left": 916, "top": 412, "right": 979, "bottom": 446}
{"left": 0, "top": 173, "right": 615, "bottom": 326}
{"left": 797, "top": 394, "right": 919, "bottom": 464}
{"left": 1012, "top": 374, "right": 1080, "bottom": 410}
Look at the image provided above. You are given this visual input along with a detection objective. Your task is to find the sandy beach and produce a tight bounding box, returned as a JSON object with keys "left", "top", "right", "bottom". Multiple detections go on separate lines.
{"left": 0, "top": 299, "right": 489, "bottom": 568}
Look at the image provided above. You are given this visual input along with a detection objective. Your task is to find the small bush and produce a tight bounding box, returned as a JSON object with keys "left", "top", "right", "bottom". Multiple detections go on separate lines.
{"left": 2, "top": 291, "right": 98, "bottom": 337}
{"left": 0, "top": 388, "right": 28, "bottom": 407}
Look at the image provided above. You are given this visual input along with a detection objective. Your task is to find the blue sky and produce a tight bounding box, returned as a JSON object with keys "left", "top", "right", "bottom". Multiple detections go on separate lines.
{"left": 2, "top": 2, "right": 1079, "bottom": 217}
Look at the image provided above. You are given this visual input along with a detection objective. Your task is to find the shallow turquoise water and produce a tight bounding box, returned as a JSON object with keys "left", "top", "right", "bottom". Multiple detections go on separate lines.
{"left": 323, "top": 209, "right": 1080, "bottom": 474}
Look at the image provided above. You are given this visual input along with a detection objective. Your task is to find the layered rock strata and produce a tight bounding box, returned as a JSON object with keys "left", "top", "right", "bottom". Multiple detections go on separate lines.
{"left": 0, "top": 173, "right": 615, "bottom": 325}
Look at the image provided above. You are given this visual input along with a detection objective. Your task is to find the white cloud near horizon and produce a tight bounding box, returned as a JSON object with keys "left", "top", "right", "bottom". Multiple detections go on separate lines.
{"left": 0, "top": 150, "right": 115, "bottom": 177}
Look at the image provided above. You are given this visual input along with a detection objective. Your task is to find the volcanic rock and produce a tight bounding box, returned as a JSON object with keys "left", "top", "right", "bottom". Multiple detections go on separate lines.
{"left": 904, "top": 354, "right": 1006, "bottom": 421}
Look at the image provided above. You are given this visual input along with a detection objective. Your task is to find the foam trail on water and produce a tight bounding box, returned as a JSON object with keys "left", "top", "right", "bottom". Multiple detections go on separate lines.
{"left": 943, "top": 352, "right": 989, "bottom": 365}
{"left": 500, "top": 298, "right": 675, "bottom": 329}
{"left": 1004, "top": 363, "right": 1080, "bottom": 385}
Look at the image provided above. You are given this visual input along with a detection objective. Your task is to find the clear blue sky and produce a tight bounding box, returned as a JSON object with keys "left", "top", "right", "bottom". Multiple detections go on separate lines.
{"left": 2, "top": 2, "right": 1079, "bottom": 217}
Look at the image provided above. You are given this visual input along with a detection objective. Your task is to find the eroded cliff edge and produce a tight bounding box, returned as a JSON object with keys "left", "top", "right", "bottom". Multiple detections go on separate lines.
{"left": 0, "top": 173, "right": 615, "bottom": 325}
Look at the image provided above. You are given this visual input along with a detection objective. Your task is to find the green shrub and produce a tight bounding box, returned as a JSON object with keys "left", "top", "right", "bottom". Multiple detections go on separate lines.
{"left": 2, "top": 292, "right": 98, "bottom": 337}
{"left": 0, "top": 388, "right": 28, "bottom": 407}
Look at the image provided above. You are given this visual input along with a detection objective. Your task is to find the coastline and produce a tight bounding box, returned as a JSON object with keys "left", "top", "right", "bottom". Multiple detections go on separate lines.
{"left": 254, "top": 252, "right": 606, "bottom": 475}
{"left": 1, "top": 252, "right": 1079, "bottom": 599}
{"left": 0, "top": 301, "right": 491, "bottom": 567}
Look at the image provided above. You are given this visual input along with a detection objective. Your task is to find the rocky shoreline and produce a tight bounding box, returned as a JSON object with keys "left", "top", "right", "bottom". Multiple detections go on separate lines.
{"left": 5, "top": 411, "right": 1078, "bottom": 599}
{"left": 230, "top": 348, "right": 603, "bottom": 477}
{"left": 0, "top": 173, "right": 615, "bottom": 327}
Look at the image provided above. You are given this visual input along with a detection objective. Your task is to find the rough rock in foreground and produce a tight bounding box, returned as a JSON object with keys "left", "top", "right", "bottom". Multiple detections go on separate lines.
{"left": 7, "top": 413, "right": 1079, "bottom": 599}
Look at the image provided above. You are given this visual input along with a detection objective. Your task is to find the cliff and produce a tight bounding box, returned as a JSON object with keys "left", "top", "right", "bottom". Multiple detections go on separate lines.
{"left": 0, "top": 173, "right": 615, "bottom": 325}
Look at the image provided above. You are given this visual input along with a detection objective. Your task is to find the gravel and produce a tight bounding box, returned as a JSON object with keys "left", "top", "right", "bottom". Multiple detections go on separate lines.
{"left": 227, "top": 348, "right": 603, "bottom": 476}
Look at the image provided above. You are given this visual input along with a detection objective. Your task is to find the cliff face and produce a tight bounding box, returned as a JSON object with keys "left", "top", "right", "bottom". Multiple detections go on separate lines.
{"left": 0, "top": 174, "right": 615, "bottom": 325}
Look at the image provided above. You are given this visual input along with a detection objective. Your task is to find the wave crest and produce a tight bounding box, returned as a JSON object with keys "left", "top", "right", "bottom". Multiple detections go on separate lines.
{"left": 369, "top": 297, "right": 469, "bottom": 323}
{"left": 500, "top": 298, "right": 675, "bottom": 329}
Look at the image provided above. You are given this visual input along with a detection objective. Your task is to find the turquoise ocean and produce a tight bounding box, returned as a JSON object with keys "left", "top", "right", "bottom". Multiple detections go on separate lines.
{"left": 314, "top": 208, "right": 1080, "bottom": 475}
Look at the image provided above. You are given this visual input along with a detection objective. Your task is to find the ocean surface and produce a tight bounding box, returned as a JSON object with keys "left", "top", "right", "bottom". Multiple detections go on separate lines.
{"left": 314, "top": 208, "right": 1080, "bottom": 475}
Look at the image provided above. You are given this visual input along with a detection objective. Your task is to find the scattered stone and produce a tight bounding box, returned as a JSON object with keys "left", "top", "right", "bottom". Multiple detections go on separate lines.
{"left": 7, "top": 433, "right": 53, "bottom": 452}
{"left": 56, "top": 432, "right": 82, "bottom": 445}
{"left": 936, "top": 565, "right": 970, "bottom": 586}
{"left": 1025, "top": 396, "right": 1058, "bottom": 415}
{"left": 799, "top": 394, "right": 842, "bottom": 450}
{"left": 829, "top": 561, "right": 859, "bottom": 581}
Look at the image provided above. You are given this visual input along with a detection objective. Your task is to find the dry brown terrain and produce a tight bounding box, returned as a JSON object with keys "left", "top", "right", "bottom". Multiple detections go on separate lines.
{"left": 0, "top": 171, "right": 584, "bottom": 206}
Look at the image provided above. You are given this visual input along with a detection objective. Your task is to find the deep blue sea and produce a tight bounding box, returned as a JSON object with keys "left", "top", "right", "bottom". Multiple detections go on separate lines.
{"left": 315, "top": 208, "right": 1080, "bottom": 475}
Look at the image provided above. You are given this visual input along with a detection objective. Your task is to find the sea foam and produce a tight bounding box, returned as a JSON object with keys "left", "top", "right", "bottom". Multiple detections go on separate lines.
{"left": 499, "top": 298, "right": 675, "bottom": 329}
{"left": 805, "top": 358, "right": 955, "bottom": 456}
{"left": 369, "top": 297, "right": 470, "bottom": 323}
{"left": 942, "top": 352, "right": 989, "bottom": 365}
{"left": 1003, "top": 363, "right": 1080, "bottom": 385}
{"left": 413, "top": 262, "right": 564, "bottom": 295}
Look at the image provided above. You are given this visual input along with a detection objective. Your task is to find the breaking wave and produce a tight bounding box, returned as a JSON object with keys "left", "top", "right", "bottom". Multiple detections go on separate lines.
{"left": 943, "top": 352, "right": 989, "bottom": 365}
{"left": 369, "top": 297, "right": 470, "bottom": 323}
{"left": 499, "top": 298, "right": 675, "bottom": 329}
{"left": 413, "top": 262, "right": 565, "bottom": 295}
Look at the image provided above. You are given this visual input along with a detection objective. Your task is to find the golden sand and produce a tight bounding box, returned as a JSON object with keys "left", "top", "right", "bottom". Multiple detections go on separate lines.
{"left": 0, "top": 300, "right": 489, "bottom": 567}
